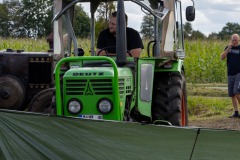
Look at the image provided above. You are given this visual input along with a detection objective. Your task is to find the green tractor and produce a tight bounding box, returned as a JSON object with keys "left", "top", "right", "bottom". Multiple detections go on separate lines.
{"left": 28, "top": 0, "right": 195, "bottom": 126}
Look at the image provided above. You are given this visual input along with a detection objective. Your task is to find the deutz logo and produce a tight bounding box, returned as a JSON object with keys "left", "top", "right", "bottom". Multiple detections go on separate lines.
{"left": 84, "top": 80, "right": 94, "bottom": 95}
{"left": 73, "top": 72, "right": 104, "bottom": 76}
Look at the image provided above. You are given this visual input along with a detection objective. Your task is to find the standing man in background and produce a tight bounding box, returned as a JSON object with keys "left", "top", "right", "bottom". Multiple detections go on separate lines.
{"left": 221, "top": 33, "right": 240, "bottom": 118}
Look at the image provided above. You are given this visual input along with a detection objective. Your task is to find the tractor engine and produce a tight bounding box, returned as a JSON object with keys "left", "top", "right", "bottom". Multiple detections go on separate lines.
{"left": 0, "top": 50, "right": 53, "bottom": 110}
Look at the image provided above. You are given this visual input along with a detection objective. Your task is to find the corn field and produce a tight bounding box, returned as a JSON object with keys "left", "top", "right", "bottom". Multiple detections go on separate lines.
{"left": 0, "top": 37, "right": 228, "bottom": 83}
{"left": 184, "top": 39, "right": 228, "bottom": 83}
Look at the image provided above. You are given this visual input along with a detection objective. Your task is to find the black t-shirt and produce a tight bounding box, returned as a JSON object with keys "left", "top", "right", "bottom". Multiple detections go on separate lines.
{"left": 97, "top": 27, "right": 144, "bottom": 53}
{"left": 225, "top": 45, "right": 240, "bottom": 75}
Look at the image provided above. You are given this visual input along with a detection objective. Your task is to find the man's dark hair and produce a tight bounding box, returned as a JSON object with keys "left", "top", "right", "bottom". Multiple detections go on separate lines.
{"left": 111, "top": 11, "right": 128, "bottom": 24}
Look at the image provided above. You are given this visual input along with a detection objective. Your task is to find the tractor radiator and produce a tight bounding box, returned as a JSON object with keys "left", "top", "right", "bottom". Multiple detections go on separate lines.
{"left": 65, "top": 79, "right": 125, "bottom": 95}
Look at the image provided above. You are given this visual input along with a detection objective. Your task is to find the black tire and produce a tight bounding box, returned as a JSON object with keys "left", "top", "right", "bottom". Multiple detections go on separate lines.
{"left": 0, "top": 75, "right": 25, "bottom": 110}
{"left": 152, "top": 72, "right": 188, "bottom": 126}
{"left": 28, "top": 88, "right": 54, "bottom": 113}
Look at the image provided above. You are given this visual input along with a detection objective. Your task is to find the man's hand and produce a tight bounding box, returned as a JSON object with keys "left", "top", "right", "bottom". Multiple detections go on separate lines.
{"left": 227, "top": 42, "right": 233, "bottom": 49}
{"left": 221, "top": 42, "right": 232, "bottom": 60}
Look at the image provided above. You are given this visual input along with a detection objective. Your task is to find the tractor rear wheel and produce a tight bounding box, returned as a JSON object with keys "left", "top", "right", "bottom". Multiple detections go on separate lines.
{"left": 28, "top": 88, "right": 54, "bottom": 113}
{"left": 0, "top": 75, "right": 25, "bottom": 110}
{"left": 152, "top": 72, "right": 188, "bottom": 126}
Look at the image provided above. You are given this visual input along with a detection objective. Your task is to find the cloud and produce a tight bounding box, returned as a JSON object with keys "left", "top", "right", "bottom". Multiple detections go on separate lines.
{"left": 125, "top": 2, "right": 144, "bottom": 31}
{"left": 79, "top": 0, "right": 240, "bottom": 37}
{"left": 182, "top": 0, "right": 240, "bottom": 36}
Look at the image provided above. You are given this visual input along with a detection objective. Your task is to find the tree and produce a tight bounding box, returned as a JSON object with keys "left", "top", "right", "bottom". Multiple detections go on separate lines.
{"left": 191, "top": 30, "right": 205, "bottom": 39}
{"left": 0, "top": 3, "right": 10, "bottom": 37}
{"left": 96, "top": 2, "right": 115, "bottom": 22}
{"left": 183, "top": 22, "right": 193, "bottom": 39}
{"left": 73, "top": 4, "right": 91, "bottom": 38}
{"left": 208, "top": 32, "right": 218, "bottom": 40}
{"left": 218, "top": 22, "right": 240, "bottom": 39}
{"left": 4, "top": 0, "right": 52, "bottom": 38}
{"left": 95, "top": 17, "right": 108, "bottom": 38}
{"left": 43, "top": 4, "right": 53, "bottom": 36}
{"left": 5, "top": 0, "right": 25, "bottom": 37}
{"left": 140, "top": 14, "right": 154, "bottom": 39}
{"left": 183, "top": 22, "right": 205, "bottom": 39}
{"left": 1, "top": 0, "right": 91, "bottom": 38}
{"left": 20, "top": 0, "right": 52, "bottom": 38}
{"left": 95, "top": 2, "right": 116, "bottom": 37}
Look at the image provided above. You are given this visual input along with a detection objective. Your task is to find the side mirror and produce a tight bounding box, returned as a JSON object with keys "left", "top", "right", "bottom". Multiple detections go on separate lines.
{"left": 186, "top": 6, "right": 195, "bottom": 21}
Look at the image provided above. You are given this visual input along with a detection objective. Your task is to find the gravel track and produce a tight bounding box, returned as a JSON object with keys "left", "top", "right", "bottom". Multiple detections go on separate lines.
{"left": 189, "top": 117, "right": 240, "bottom": 130}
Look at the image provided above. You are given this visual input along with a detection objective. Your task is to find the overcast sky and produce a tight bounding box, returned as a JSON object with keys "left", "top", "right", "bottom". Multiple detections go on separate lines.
{"left": 80, "top": 0, "right": 240, "bottom": 36}
{"left": 1, "top": 0, "right": 240, "bottom": 36}
{"left": 182, "top": 0, "right": 240, "bottom": 36}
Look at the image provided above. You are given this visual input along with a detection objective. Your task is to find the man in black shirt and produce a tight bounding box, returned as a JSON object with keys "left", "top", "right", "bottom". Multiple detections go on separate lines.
{"left": 96, "top": 11, "right": 144, "bottom": 58}
{"left": 221, "top": 33, "right": 240, "bottom": 118}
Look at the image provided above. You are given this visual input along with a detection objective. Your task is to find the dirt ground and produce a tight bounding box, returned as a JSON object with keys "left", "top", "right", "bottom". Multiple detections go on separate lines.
{"left": 188, "top": 117, "right": 240, "bottom": 131}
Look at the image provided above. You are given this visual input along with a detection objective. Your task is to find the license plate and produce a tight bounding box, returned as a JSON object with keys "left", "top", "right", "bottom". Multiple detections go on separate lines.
{"left": 79, "top": 115, "right": 103, "bottom": 120}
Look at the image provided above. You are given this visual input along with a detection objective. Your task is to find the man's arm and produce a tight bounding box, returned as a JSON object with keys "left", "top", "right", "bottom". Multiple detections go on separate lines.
{"left": 96, "top": 48, "right": 106, "bottom": 55}
{"left": 127, "top": 28, "right": 144, "bottom": 58}
{"left": 96, "top": 30, "right": 107, "bottom": 56}
{"left": 130, "top": 48, "right": 141, "bottom": 57}
{"left": 97, "top": 47, "right": 141, "bottom": 57}
{"left": 220, "top": 44, "right": 232, "bottom": 60}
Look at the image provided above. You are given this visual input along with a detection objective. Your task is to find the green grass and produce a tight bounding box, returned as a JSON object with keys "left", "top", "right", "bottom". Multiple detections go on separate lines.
{"left": 188, "top": 96, "right": 231, "bottom": 117}
{"left": 0, "top": 38, "right": 49, "bottom": 52}
{"left": 187, "top": 83, "right": 228, "bottom": 97}
{"left": 187, "top": 83, "right": 232, "bottom": 120}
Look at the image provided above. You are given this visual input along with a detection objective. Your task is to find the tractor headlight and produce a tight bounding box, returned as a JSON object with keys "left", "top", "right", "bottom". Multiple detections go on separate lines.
{"left": 68, "top": 99, "right": 82, "bottom": 114}
{"left": 97, "top": 98, "right": 113, "bottom": 114}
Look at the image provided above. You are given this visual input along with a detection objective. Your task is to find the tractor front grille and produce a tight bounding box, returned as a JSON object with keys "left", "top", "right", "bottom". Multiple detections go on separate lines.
{"left": 65, "top": 78, "right": 125, "bottom": 96}
{"left": 65, "top": 79, "right": 86, "bottom": 95}
{"left": 90, "top": 79, "right": 113, "bottom": 95}
{"left": 119, "top": 79, "right": 124, "bottom": 95}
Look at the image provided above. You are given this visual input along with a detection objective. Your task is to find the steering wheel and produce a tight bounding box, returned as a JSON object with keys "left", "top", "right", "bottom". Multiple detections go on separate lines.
{"left": 97, "top": 46, "right": 132, "bottom": 57}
